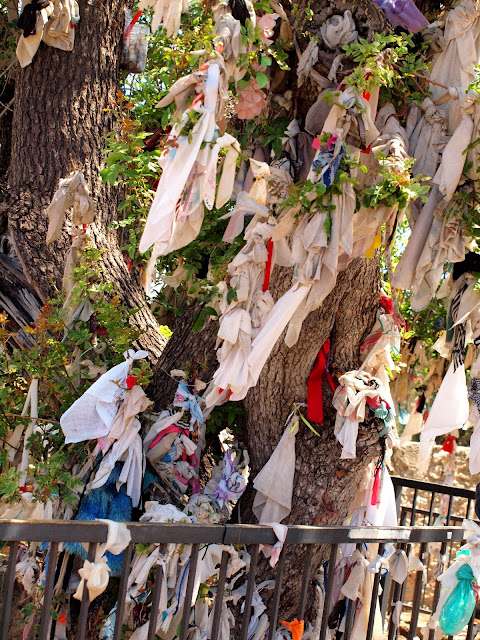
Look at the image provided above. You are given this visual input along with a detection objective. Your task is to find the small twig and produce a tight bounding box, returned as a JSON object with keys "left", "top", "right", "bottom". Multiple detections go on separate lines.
{"left": 0, "top": 97, "right": 14, "bottom": 119}
{"left": 414, "top": 72, "right": 448, "bottom": 90}
{"left": 0, "top": 60, "right": 17, "bottom": 83}
{"left": 5, "top": 412, "right": 61, "bottom": 425}
{"left": 412, "top": 76, "right": 427, "bottom": 98}
{"left": 393, "top": 63, "right": 449, "bottom": 91}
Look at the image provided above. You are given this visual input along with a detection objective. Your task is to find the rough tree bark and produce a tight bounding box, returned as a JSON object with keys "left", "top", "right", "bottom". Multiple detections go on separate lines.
{"left": 1, "top": 0, "right": 165, "bottom": 358}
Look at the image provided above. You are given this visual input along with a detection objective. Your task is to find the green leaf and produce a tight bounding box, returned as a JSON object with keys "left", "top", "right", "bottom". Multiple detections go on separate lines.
{"left": 192, "top": 308, "right": 206, "bottom": 333}
{"left": 255, "top": 72, "right": 269, "bottom": 89}
{"left": 260, "top": 56, "right": 272, "bottom": 67}
{"left": 272, "top": 137, "right": 283, "bottom": 159}
{"left": 203, "top": 306, "right": 218, "bottom": 317}
{"left": 298, "top": 412, "right": 321, "bottom": 437}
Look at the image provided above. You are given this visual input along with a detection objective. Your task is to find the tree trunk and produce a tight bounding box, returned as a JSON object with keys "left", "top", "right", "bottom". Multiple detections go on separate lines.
{"left": 1, "top": 0, "right": 165, "bottom": 359}
{"left": 150, "top": 254, "right": 382, "bottom": 619}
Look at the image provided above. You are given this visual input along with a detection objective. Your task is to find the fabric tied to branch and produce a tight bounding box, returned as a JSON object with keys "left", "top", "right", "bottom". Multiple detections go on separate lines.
{"left": 173, "top": 380, "right": 204, "bottom": 425}
{"left": 60, "top": 349, "right": 148, "bottom": 443}
{"left": 419, "top": 361, "right": 469, "bottom": 459}
{"left": 46, "top": 172, "right": 95, "bottom": 245}
{"left": 252, "top": 417, "right": 298, "bottom": 523}
{"left": 307, "top": 339, "right": 338, "bottom": 423}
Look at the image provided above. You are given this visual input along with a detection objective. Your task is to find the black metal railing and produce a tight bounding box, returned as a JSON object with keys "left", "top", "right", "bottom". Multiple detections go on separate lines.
{"left": 0, "top": 475, "right": 477, "bottom": 640}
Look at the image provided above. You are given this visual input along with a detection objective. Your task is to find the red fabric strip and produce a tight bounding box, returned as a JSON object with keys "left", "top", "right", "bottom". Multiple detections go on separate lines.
{"left": 262, "top": 238, "right": 274, "bottom": 292}
{"left": 360, "top": 331, "right": 383, "bottom": 351}
{"left": 371, "top": 467, "right": 381, "bottom": 506}
{"left": 148, "top": 424, "right": 189, "bottom": 451}
{"left": 307, "top": 339, "right": 337, "bottom": 423}
{"left": 442, "top": 436, "right": 456, "bottom": 454}
{"left": 125, "top": 9, "right": 142, "bottom": 40}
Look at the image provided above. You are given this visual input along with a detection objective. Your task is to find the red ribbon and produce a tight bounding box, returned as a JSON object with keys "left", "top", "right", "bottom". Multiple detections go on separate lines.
{"left": 125, "top": 9, "right": 142, "bottom": 40}
{"left": 360, "top": 331, "right": 383, "bottom": 351}
{"left": 371, "top": 467, "right": 381, "bottom": 506}
{"left": 307, "top": 339, "right": 338, "bottom": 424}
{"left": 148, "top": 424, "right": 190, "bottom": 451}
{"left": 442, "top": 436, "right": 456, "bottom": 454}
{"left": 380, "top": 295, "right": 394, "bottom": 315}
{"left": 262, "top": 238, "right": 274, "bottom": 292}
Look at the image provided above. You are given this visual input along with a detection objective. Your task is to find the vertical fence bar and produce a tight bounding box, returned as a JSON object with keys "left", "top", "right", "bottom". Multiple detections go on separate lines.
{"left": 446, "top": 496, "right": 455, "bottom": 564}
{"left": 38, "top": 542, "right": 60, "bottom": 640}
{"left": 0, "top": 540, "right": 19, "bottom": 640}
{"left": 343, "top": 544, "right": 362, "bottom": 640}
{"left": 320, "top": 544, "right": 338, "bottom": 640}
{"left": 269, "top": 544, "right": 287, "bottom": 638}
{"left": 466, "top": 499, "right": 472, "bottom": 520}
{"left": 380, "top": 565, "right": 392, "bottom": 626}
{"left": 343, "top": 599, "right": 356, "bottom": 640}
{"left": 428, "top": 495, "right": 454, "bottom": 640}
{"left": 407, "top": 542, "right": 427, "bottom": 640}
{"left": 297, "top": 544, "right": 314, "bottom": 621}
{"left": 77, "top": 542, "right": 97, "bottom": 640}
{"left": 239, "top": 545, "right": 259, "bottom": 640}
{"left": 210, "top": 550, "right": 229, "bottom": 640}
{"left": 113, "top": 543, "right": 134, "bottom": 640}
{"left": 179, "top": 544, "right": 200, "bottom": 640}
{"left": 410, "top": 489, "right": 418, "bottom": 525}
{"left": 421, "top": 493, "right": 436, "bottom": 611}
{"left": 147, "top": 553, "right": 167, "bottom": 640}
{"left": 365, "top": 543, "right": 384, "bottom": 640}
{"left": 387, "top": 542, "right": 406, "bottom": 640}
{"left": 394, "top": 483, "right": 403, "bottom": 516}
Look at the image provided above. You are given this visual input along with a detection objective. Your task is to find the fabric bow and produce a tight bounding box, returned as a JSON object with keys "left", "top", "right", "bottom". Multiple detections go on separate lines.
{"left": 74, "top": 520, "right": 131, "bottom": 602}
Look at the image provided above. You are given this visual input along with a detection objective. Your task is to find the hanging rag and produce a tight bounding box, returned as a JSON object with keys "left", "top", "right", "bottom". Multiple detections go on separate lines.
{"left": 320, "top": 11, "right": 358, "bottom": 49}
{"left": 297, "top": 39, "right": 319, "bottom": 86}
{"left": 46, "top": 172, "right": 95, "bottom": 245}
{"left": 42, "top": 0, "right": 79, "bottom": 51}
{"left": 307, "top": 339, "right": 338, "bottom": 423}
{"left": 60, "top": 350, "right": 148, "bottom": 443}
{"left": 429, "top": 0, "right": 480, "bottom": 134}
{"left": 252, "top": 417, "right": 298, "bottom": 523}
{"left": 433, "top": 91, "right": 476, "bottom": 201}
{"left": 372, "top": 0, "right": 428, "bottom": 31}
{"left": 74, "top": 520, "right": 131, "bottom": 601}
{"left": 259, "top": 523, "right": 288, "bottom": 568}
{"left": 16, "top": 1, "right": 55, "bottom": 67}
{"left": 137, "top": 0, "right": 190, "bottom": 35}
{"left": 419, "top": 361, "right": 469, "bottom": 459}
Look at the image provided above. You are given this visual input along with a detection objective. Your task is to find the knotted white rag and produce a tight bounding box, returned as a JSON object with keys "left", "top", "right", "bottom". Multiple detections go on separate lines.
{"left": 74, "top": 520, "right": 131, "bottom": 602}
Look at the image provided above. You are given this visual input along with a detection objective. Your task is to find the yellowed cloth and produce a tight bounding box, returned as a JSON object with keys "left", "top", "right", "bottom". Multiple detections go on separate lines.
{"left": 16, "top": 3, "right": 54, "bottom": 68}
{"left": 46, "top": 172, "right": 95, "bottom": 245}
{"left": 16, "top": 0, "right": 77, "bottom": 67}
{"left": 42, "top": 0, "right": 78, "bottom": 51}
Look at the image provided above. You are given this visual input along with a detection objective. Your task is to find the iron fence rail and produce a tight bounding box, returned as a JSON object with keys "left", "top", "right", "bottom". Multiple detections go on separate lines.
{"left": 0, "top": 475, "right": 478, "bottom": 640}
{"left": 0, "top": 522, "right": 471, "bottom": 640}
